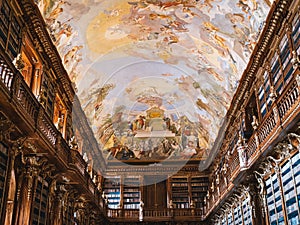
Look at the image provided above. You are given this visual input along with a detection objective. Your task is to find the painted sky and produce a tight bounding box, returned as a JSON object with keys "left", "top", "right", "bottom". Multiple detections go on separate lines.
{"left": 36, "top": 0, "right": 272, "bottom": 161}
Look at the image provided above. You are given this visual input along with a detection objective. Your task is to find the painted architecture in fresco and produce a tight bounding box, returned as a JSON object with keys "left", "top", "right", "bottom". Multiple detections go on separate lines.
{"left": 35, "top": 0, "right": 272, "bottom": 161}
{"left": 101, "top": 106, "right": 208, "bottom": 161}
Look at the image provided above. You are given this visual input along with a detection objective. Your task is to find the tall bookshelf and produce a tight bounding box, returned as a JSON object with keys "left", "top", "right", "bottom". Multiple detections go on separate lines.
{"left": 281, "top": 153, "right": 300, "bottom": 224}
{"left": 40, "top": 71, "right": 55, "bottom": 119}
{"left": 8, "top": 15, "right": 21, "bottom": 59}
{"left": 266, "top": 173, "right": 284, "bottom": 224}
{"left": 233, "top": 204, "right": 243, "bottom": 225}
{"left": 170, "top": 177, "right": 189, "bottom": 209}
{"left": 0, "top": 143, "right": 8, "bottom": 219}
{"left": 242, "top": 197, "right": 252, "bottom": 225}
{"left": 0, "top": 0, "right": 21, "bottom": 60}
{"left": 123, "top": 176, "right": 140, "bottom": 209}
{"left": 0, "top": 0, "right": 10, "bottom": 47}
{"left": 227, "top": 210, "right": 233, "bottom": 225}
{"left": 190, "top": 176, "right": 209, "bottom": 209}
{"left": 31, "top": 176, "right": 50, "bottom": 225}
{"left": 104, "top": 177, "right": 121, "bottom": 209}
{"left": 169, "top": 176, "right": 209, "bottom": 209}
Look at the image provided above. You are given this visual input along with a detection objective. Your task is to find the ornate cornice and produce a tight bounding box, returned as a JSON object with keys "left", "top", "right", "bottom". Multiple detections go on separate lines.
{"left": 104, "top": 164, "right": 207, "bottom": 175}
{"left": 19, "top": 0, "right": 75, "bottom": 105}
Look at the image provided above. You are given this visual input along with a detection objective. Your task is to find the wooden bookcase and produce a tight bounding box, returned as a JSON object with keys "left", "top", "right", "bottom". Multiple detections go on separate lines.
{"left": 169, "top": 176, "right": 208, "bottom": 209}
{"left": 104, "top": 177, "right": 121, "bottom": 209}
{"left": 0, "top": 0, "right": 21, "bottom": 60}
{"left": 190, "top": 176, "right": 209, "bottom": 209}
{"left": 8, "top": 15, "right": 21, "bottom": 59}
{"left": 31, "top": 176, "right": 50, "bottom": 225}
{"left": 265, "top": 173, "right": 284, "bottom": 224}
{"left": 123, "top": 176, "right": 140, "bottom": 209}
{"left": 0, "top": 0, "right": 10, "bottom": 49}
{"left": 40, "top": 71, "right": 55, "bottom": 119}
{"left": 170, "top": 177, "right": 189, "bottom": 209}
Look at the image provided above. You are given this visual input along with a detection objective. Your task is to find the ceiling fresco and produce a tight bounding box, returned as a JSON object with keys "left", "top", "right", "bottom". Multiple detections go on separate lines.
{"left": 36, "top": 0, "right": 272, "bottom": 163}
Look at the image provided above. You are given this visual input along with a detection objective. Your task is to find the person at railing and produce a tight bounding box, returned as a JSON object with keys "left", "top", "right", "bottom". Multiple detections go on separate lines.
{"left": 139, "top": 200, "right": 144, "bottom": 221}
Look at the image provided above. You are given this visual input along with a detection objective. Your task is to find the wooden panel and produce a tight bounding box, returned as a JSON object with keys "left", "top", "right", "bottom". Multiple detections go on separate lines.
{"left": 144, "top": 176, "right": 167, "bottom": 208}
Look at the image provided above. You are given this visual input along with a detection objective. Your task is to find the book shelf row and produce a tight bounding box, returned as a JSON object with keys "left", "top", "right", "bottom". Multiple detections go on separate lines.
{"left": 104, "top": 177, "right": 141, "bottom": 209}
{"left": 170, "top": 176, "right": 208, "bottom": 209}
{"left": 103, "top": 176, "right": 208, "bottom": 209}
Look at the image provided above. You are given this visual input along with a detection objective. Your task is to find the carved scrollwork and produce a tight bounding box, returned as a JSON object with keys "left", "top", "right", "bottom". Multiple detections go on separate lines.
{"left": 0, "top": 112, "right": 26, "bottom": 147}
{"left": 288, "top": 133, "right": 300, "bottom": 150}
{"left": 291, "top": 51, "right": 300, "bottom": 69}
{"left": 0, "top": 121, "right": 15, "bottom": 143}
{"left": 266, "top": 141, "right": 294, "bottom": 168}
{"left": 254, "top": 170, "right": 267, "bottom": 218}
{"left": 258, "top": 159, "right": 273, "bottom": 176}
{"left": 17, "top": 154, "right": 48, "bottom": 201}
{"left": 69, "top": 135, "right": 79, "bottom": 150}
{"left": 269, "top": 86, "right": 277, "bottom": 102}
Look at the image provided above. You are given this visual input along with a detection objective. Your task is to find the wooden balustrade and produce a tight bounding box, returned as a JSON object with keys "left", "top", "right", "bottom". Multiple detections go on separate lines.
{"left": 206, "top": 73, "right": 300, "bottom": 215}
{"left": 0, "top": 55, "right": 105, "bottom": 211}
{"left": 277, "top": 79, "right": 300, "bottom": 120}
{"left": 229, "top": 149, "right": 240, "bottom": 179}
{"left": 144, "top": 208, "right": 170, "bottom": 218}
{"left": 72, "top": 149, "right": 87, "bottom": 175}
{"left": 58, "top": 135, "right": 72, "bottom": 163}
{"left": 174, "top": 208, "right": 202, "bottom": 217}
{"left": 257, "top": 110, "right": 277, "bottom": 144}
{"left": 124, "top": 209, "right": 139, "bottom": 218}
{"left": 16, "top": 82, "right": 39, "bottom": 122}
{"left": 37, "top": 108, "right": 58, "bottom": 146}
{"left": 106, "top": 208, "right": 203, "bottom": 220}
{"left": 107, "top": 209, "right": 123, "bottom": 218}
{"left": 246, "top": 134, "right": 258, "bottom": 160}
{"left": 0, "top": 59, "right": 14, "bottom": 91}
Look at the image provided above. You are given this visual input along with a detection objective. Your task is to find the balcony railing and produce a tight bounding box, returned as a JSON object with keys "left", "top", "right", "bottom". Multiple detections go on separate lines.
{"left": 106, "top": 208, "right": 203, "bottom": 221}
{"left": 206, "top": 72, "right": 300, "bottom": 215}
{"left": 0, "top": 54, "right": 103, "bottom": 209}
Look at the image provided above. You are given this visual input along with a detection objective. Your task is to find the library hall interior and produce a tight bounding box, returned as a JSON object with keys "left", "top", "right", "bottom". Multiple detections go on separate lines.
{"left": 0, "top": 0, "right": 299, "bottom": 224}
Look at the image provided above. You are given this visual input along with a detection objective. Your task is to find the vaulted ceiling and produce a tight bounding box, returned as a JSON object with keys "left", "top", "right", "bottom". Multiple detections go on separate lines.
{"left": 37, "top": 0, "right": 272, "bottom": 166}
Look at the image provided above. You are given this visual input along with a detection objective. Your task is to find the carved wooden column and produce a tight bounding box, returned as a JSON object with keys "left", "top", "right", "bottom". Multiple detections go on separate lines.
{"left": 237, "top": 133, "right": 248, "bottom": 170}
{"left": 0, "top": 118, "right": 23, "bottom": 225}
{"left": 52, "top": 184, "right": 67, "bottom": 225}
{"left": 246, "top": 181, "right": 266, "bottom": 225}
{"left": 3, "top": 139, "right": 23, "bottom": 225}
{"left": 14, "top": 155, "right": 45, "bottom": 225}
{"left": 74, "top": 198, "right": 86, "bottom": 225}
{"left": 254, "top": 169, "right": 270, "bottom": 225}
